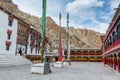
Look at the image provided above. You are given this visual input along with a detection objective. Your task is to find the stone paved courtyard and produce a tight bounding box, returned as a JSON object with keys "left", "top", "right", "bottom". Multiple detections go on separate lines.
{"left": 0, "top": 62, "right": 120, "bottom": 80}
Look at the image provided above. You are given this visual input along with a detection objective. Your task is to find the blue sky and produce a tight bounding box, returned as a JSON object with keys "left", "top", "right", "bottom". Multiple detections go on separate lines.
{"left": 12, "top": 0, "right": 120, "bottom": 33}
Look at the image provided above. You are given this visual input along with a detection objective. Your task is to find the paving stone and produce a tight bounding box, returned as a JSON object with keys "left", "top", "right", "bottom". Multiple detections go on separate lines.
{"left": 0, "top": 62, "right": 120, "bottom": 80}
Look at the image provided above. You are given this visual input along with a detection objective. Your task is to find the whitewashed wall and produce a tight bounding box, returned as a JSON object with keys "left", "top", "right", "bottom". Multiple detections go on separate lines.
{"left": 0, "top": 10, "right": 17, "bottom": 54}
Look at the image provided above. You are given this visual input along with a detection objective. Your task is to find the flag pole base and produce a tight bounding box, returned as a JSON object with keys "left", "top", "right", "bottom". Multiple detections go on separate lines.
{"left": 31, "top": 62, "right": 51, "bottom": 75}
{"left": 64, "top": 59, "right": 71, "bottom": 66}
{"left": 53, "top": 61, "right": 63, "bottom": 68}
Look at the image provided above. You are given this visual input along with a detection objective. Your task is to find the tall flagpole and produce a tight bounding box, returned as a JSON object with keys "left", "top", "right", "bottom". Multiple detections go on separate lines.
{"left": 59, "top": 12, "right": 63, "bottom": 61}
{"left": 67, "top": 13, "right": 71, "bottom": 62}
{"left": 41, "top": 0, "right": 46, "bottom": 63}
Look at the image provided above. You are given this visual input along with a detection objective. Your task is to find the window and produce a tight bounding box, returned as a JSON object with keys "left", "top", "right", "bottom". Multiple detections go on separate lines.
{"left": 110, "top": 36, "right": 112, "bottom": 45}
{"left": 8, "top": 34, "right": 11, "bottom": 40}
{"left": 117, "top": 25, "right": 120, "bottom": 40}
{"left": 31, "top": 36, "right": 35, "bottom": 42}
{"left": 113, "top": 32, "right": 116, "bottom": 43}
{"left": 106, "top": 41, "right": 108, "bottom": 48}
{"left": 6, "top": 45, "right": 10, "bottom": 50}
{"left": 8, "top": 21, "right": 12, "bottom": 26}
{"left": 30, "top": 47, "right": 33, "bottom": 53}
{"left": 108, "top": 39, "right": 110, "bottom": 46}
{"left": 38, "top": 48, "right": 40, "bottom": 54}
{"left": 5, "top": 41, "right": 11, "bottom": 51}
{"left": 7, "top": 30, "right": 12, "bottom": 40}
{"left": 8, "top": 15, "right": 14, "bottom": 26}
{"left": 35, "top": 47, "right": 37, "bottom": 54}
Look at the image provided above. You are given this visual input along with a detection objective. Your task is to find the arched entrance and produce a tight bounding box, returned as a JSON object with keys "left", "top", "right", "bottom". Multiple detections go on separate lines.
{"left": 113, "top": 54, "right": 117, "bottom": 70}
{"left": 18, "top": 48, "right": 22, "bottom": 56}
{"left": 106, "top": 56, "right": 108, "bottom": 65}
{"left": 111, "top": 55, "right": 113, "bottom": 68}
{"left": 108, "top": 55, "right": 110, "bottom": 66}
{"left": 104, "top": 56, "right": 107, "bottom": 64}
{"left": 118, "top": 53, "right": 120, "bottom": 72}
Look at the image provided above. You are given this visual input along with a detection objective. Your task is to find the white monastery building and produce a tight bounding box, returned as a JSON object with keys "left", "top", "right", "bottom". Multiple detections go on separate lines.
{"left": 0, "top": 7, "right": 17, "bottom": 54}
{"left": 0, "top": 6, "right": 49, "bottom": 55}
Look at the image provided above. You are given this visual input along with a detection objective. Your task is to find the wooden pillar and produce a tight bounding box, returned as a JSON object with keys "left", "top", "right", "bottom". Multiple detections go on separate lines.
{"left": 110, "top": 56, "right": 112, "bottom": 67}
{"left": 111, "top": 56, "right": 113, "bottom": 68}
{"left": 107, "top": 57, "right": 109, "bottom": 65}
{"left": 107, "top": 56, "right": 109, "bottom": 66}
{"left": 109, "top": 57, "right": 111, "bottom": 66}
{"left": 118, "top": 58, "right": 120, "bottom": 73}
{"left": 110, "top": 57, "right": 112, "bottom": 67}
{"left": 106, "top": 57, "right": 108, "bottom": 65}
{"left": 108, "top": 57, "right": 109, "bottom": 65}
{"left": 114, "top": 58, "right": 116, "bottom": 70}
{"left": 105, "top": 57, "right": 107, "bottom": 64}
{"left": 110, "top": 56, "right": 113, "bottom": 68}
{"left": 102, "top": 57, "right": 105, "bottom": 64}
{"left": 114, "top": 54, "right": 117, "bottom": 70}
{"left": 105, "top": 57, "right": 106, "bottom": 64}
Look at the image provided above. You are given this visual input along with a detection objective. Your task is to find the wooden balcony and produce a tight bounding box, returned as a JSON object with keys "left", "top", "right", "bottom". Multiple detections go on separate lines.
{"left": 17, "top": 39, "right": 28, "bottom": 45}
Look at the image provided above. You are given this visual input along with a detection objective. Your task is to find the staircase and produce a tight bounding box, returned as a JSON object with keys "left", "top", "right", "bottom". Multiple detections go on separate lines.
{"left": 0, "top": 54, "right": 33, "bottom": 67}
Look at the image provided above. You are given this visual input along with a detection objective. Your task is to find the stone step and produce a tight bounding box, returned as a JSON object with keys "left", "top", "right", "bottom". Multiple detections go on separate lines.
{"left": 0, "top": 63, "right": 30, "bottom": 67}
{"left": 0, "top": 61, "right": 31, "bottom": 63}
{"left": 0, "top": 54, "right": 33, "bottom": 67}
{"left": 0, "top": 58, "right": 30, "bottom": 61}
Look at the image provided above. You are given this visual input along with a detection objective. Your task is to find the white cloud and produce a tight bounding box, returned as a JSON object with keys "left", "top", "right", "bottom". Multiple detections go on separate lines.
{"left": 86, "top": 17, "right": 109, "bottom": 33}
{"left": 88, "top": 22, "right": 109, "bottom": 33}
{"left": 74, "top": 21, "right": 109, "bottom": 33}
{"left": 65, "top": 0, "right": 104, "bottom": 14}
{"left": 100, "top": 16, "right": 110, "bottom": 21}
{"left": 109, "top": 0, "right": 120, "bottom": 11}
{"left": 65, "top": 0, "right": 104, "bottom": 24}
{"left": 12, "top": 0, "right": 118, "bottom": 33}
{"left": 12, "top": 0, "right": 65, "bottom": 17}
{"left": 12, "top": 0, "right": 66, "bottom": 25}
{"left": 47, "top": 0, "right": 63, "bottom": 17}
{"left": 12, "top": 0, "right": 42, "bottom": 17}
{"left": 65, "top": 0, "right": 112, "bottom": 33}
{"left": 69, "top": 10, "right": 109, "bottom": 33}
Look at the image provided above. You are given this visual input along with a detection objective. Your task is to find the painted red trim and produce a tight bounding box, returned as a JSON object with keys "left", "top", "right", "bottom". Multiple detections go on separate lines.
{"left": 7, "top": 30, "right": 12, "bottom": 35}
{"left": 6, "top": 41, "right": 11, "bottom": 46}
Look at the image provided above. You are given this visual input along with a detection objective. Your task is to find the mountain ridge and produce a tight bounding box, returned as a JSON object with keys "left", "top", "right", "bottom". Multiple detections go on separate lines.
{"left": 0, "top": 0, "right": 102, "bottom": 50}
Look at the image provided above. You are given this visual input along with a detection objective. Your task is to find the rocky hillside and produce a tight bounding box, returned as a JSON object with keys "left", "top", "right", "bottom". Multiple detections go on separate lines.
{"left": 68, "top": 27, "right": 102, "bottom": 48}
{"left": 0, "top": 0, "right": 102, "bottom": 50}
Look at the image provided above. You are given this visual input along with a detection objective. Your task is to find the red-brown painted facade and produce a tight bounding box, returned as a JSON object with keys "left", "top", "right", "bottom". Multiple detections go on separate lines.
{"left": 103, "top": 4, "right": 120, "bottom": 73}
